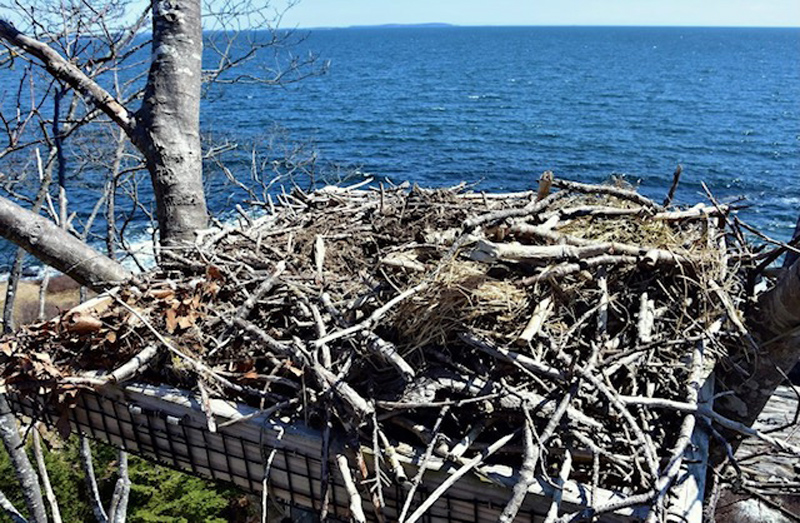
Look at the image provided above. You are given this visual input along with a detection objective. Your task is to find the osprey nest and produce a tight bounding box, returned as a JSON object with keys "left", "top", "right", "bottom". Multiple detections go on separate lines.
{"left": 0, "top": 175, "right": 774, "bottom": 521}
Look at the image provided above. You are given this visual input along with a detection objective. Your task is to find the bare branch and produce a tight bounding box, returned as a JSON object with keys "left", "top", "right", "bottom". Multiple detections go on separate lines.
{"left": 0, "top": 20, "right": 135, "bottom": 136}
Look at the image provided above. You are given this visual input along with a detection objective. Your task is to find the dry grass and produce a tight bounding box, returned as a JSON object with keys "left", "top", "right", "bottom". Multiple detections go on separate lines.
{"left": 0, "top": 275, "right": 83, "bottom": 328}
{"left": 392, "top": 260, "right": 529, "bottom": 351}
{"left": 554, "top": 194, "right": 722, "bottom": 264}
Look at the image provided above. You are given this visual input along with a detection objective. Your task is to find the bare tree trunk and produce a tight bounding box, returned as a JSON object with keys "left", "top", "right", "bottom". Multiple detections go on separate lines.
{"left": 2, "top": 250, "right": 26, "bottom": 335}
{"left": 133, "top": 0, "right": 208, "bottom": 247}
{"left": 1, "top": 8, "right": 208, "bottom": 252}
{"left": 714, "top": 255, "right": 800, "bottom": 458}
{"left": 0, "top": 195, "right": 130, "bottom": 291}
{"left": 106, "top": 130, "right": 127, "bottom": 260}
{"left": 0, "top": 395, "right": 47, "bottom": 523}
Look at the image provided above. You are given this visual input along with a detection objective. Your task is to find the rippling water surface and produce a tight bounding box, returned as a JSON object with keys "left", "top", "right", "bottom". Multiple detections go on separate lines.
{"left": 2, "top": 26, "right": 799, "bottom": 273}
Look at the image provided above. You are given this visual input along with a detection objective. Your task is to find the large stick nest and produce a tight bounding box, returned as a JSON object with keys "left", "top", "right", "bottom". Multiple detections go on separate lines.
{"left": 1, "top": 176, "right": 774, "bottom": 519}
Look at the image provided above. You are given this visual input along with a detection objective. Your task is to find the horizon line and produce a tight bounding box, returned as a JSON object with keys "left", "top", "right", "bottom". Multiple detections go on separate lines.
{"left": 293, "top": 22, "right": 800, "bottom": 31}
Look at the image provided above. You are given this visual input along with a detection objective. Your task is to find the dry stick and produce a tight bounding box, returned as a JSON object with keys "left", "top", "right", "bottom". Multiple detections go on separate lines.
{"left": 32, "top": 426, "right": 62, "bottom": 523}
{"left": 447, "top": 420, "right": 488, "bottom": 461}
{"left": 108, "top": 450, "right": 130, "bottom": 523}
{"left": 103, "top": 344, "right": 160, "bottom": 384}
{"left": 543, "top": 449, "right": 573, "bottom": 523}
{"left": 363, "top": 332, "right": 416, "bottom": 381}
{"left": 80, "top": 435, "right": 108, "bottom": 523}
{"left": 708, "top": 279, "right": 759, "bottom": 352}
{"left": 591, "top": 451, "right": 600, "bottom": 511}
{"left": 217, "top": 399, "right": 299, "bottom": 429}
{"left": 458, "top": 331, "right": 565, "bottom": 381}
{"left": 497, "top": 408, "right": 537, "bottom": 523}
{"left": 539, "top": 205, "right": 650, "bottom": 221}
{"left": 320, "top": 419, "right": 332, "bottom": 522}
{"left": 701, "top": 181, "right": 747, "bottom": 249}
{"left": 533, "top": 203, "right": 727, "bottom": 222}
{"left": 463, "top": 190, "right": 569, "bottom": 229}
{"left": 404, "top": 429, "right": 519, "bottom": 523}
{"left": 521, "top": 254, "right": 639, "bottom": 285}
{"left": 378, "top": 430, "right": 408, "bottom": 487}
{"left": 308, "top": 301, "right": 332, "bottom": 368}
{"left": 352, "top": 443, "right": 386, "bottom": 523}
{"left": 235, "top": 260, "right": 285, "bottom": 320}
{"left": 472, "top": 237, "right": 693, "bottom": 266}
{"left": 371, "top": 411, "right": 385, "bottom": 511}
{"left": 500, "top": 371, "right": 583, "bottom": 523}
{"left": 736, "top": 218, "right": 800, "bottom": 257}
{"left": 458, "top": 190, "right": 535, "bottom": 200}
{"left": 314, "top": 234, "right": 326, "bottom": 282}
{"left": 312, "top": 282, "right": 428, "bottom": 348}
{"left": 637, "top": 292, "right": 655, "bottom": 344}
{"left": 556, "top": 490, "right": 657, "bottom": 523}
{"left": 115, "top": 298, "right": 277, "bottom": 402}
{"left": 261, "top": 427, "right": 285, "bottom": 523}
{"left": 518, "top": 295, "right": 554, "bottom": 344}
{"left": 570, "top": 426, "right": 632, "bottom": 473}
{"left": 617, "top": 395, "right": 800, "bottom": 455}
{"left": 197, "top": 380, "right": 217, "bottom": 433}
{"left": 596, "top": 268, "right": 609, "bottom": 338}
{"left": 552, "top": 178, "right": 665, "bottom": 211}
{"left": 320, "top": 291, "right": 414, "bottom": 380}
{"left": 662, "top": 164, "right": 683, "bottom": 207}
{"left": 398, "top": 406, "right": 450, "bottom": 523}
{"left": 578, "top": 371, "right": 660, "bottom": 481}
{"left": 645, "top": 340, "right": 705, "bottom": 523}
{"left": 234, "top": 318, "right": 373, "bottom": 418}
{"left": 336, "top": 453, "right": 367, "bottom": 523}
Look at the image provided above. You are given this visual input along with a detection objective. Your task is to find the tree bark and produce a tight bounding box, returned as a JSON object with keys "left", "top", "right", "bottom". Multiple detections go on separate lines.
{"left": 714, "top": 256, "right": 800, "bottom": 451}
{"left": 0, "top": 395, "right": 47, "bottom": 523}
{"left": 0, "top": 5, "right": 209, "bottom": 251}
{"left": 133, "top": 0, "right": 208, "bottom": 247}
{"left": 0, "top": 195, "right": 131, "bottom": 291}
{"left": 784, "top": 215, "right": 800, "bottom": 269}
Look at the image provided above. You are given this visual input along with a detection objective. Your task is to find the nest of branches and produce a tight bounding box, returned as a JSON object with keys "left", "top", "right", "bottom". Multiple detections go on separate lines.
{"left": 1, "top": 175, "right": 781, "bottom": 520}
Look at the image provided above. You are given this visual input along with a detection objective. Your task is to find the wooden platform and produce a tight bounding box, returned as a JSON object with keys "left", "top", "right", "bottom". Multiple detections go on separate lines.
{"left": 7, "top": 382, "right": 661, "bottom": 522}
{"left": 738, "top": 385, "right": 800, "bottom": 481}
{"left": 715, "top": 385, "right": 800, "bottom": 522}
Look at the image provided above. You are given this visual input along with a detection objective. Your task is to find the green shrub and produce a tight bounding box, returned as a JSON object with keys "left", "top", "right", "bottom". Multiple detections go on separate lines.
{"left": 0, "top": 435, "right": 243, "bottom": 523}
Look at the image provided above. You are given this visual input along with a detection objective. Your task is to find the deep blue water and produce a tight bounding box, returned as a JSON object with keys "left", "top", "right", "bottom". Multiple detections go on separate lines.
{"left": 2, "top": 26, "right": 799, "bottom": 274}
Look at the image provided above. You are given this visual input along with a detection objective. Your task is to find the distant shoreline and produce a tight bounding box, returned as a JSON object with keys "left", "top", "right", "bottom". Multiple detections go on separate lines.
{"left": 0, "top": 274, "right": 83, "bottom": 328}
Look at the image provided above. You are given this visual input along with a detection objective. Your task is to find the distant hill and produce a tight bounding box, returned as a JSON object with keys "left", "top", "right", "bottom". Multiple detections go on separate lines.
{"left": 347, "top": 23, "right": 457, "bottom": 29}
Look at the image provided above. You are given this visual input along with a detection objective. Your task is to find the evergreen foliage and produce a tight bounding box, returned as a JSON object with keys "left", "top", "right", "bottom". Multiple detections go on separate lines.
{"left": 0, "top": 434, "right": 244, "bottom": 522}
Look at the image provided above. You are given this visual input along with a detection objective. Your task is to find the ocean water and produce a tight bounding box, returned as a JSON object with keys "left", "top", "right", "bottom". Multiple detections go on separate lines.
{"left": 1, "top": 26, "right": 799, "bottom": 275}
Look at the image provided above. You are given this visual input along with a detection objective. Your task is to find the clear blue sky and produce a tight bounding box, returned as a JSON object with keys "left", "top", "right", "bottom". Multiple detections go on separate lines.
{"left": 280, "top": 0, "right": 800, "bottom": 28}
